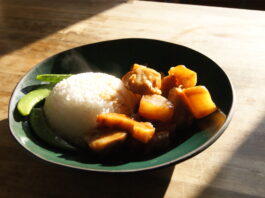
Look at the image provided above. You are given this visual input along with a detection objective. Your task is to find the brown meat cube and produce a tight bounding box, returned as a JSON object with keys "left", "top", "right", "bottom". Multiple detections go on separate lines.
{"left": 122, "top": 64, "right": 162, "bottom": 95}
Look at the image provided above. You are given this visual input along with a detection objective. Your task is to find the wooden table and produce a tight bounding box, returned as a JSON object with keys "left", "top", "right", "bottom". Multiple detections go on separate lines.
{"left": 1, "top": 0, "right": 265, "bottom": 197}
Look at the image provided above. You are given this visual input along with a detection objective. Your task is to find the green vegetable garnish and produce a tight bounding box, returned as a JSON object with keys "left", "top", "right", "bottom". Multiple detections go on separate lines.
{"left": 36, "top": 74, "right": 72, "bottom": 83}
{"left": 30, "top": 108, "right": 76, "bottom": 151}
{"left": 17, "top": 85, "right": 53, "bottom": 116}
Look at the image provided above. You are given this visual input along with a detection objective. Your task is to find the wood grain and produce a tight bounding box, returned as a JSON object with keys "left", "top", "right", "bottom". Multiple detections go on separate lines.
{"left": 0, "top": 0, "right": 265, "bottom": 197}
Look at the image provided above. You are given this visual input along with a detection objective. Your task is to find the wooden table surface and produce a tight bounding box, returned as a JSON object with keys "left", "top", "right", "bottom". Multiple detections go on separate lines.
{"left": 1, "top": 0, "right": 265, "bottom": 197}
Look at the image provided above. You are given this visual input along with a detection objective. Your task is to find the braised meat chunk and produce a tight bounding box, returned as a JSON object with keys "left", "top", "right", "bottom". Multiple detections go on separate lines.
{"left": 122, "top": 64, "right": 162, "bottom": 95}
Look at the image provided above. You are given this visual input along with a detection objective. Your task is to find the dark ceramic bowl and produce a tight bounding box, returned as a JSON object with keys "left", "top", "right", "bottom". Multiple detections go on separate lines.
{"left": 8, "top": 38, "right": 234, "bottom": 172}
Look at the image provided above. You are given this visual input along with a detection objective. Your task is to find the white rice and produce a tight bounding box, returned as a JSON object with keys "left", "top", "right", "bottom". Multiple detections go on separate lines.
{"left": 44, "top": 72, "right": 138, "bottom": 146}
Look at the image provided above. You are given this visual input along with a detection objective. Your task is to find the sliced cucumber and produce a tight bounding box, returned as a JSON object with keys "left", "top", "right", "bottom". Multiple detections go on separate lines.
{"left": 29, "top": 108, "right": 76, "bottom": 151}
{"left": 17, "top": 85, "right": 52, "bottom": 116}
{"left": 36, "top": 74, "right": 72, "bottom": 83}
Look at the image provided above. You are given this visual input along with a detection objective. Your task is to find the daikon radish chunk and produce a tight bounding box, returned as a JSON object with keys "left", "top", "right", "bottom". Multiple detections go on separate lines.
{"left": 183, "top": 86, "right": 217, "bottom": 119}
{"left": 132, "top": 122, "right": 156, "bottom": 143}
{"left": 168, "top": 87, "right": 193, "bottom": 127}
{"left": 138, "top": 95, "right": 174, "bottom": 122}
{"left": 88, "top": 131, "right": 127, "bottom": 152}
{"left": 96, "top": 113, "right": 134, "bottom": 131}
{"left": 144, "top": 130, "right": 171, "bottom": 154}
{"left": 168, "top": 65, "right": 197, "bottom": 88}
{"left": 161, "top": 75, "right": 177, "bottom": 97}
{"left": 96, "top": 113, "right": 155, "bottom": 143}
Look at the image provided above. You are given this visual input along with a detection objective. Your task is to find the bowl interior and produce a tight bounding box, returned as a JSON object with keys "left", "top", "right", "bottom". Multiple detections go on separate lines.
{"left": 9, "top": 38, "right": 234, "bottom": 172}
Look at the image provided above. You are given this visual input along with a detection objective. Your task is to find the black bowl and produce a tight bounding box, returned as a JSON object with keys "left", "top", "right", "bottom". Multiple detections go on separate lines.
{"left": 9, "top": 38, "right": 235, "bottom": 172}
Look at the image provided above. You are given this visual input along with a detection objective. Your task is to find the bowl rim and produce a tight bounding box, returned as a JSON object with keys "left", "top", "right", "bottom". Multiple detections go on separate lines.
{"left": 8, "top": 38, "right": 235, "bottom": 173}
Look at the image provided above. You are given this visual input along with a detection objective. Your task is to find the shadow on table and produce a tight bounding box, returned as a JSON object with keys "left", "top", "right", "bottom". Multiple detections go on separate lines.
{"left": 0, "top": 0, "right": 127, "bottom": 56}
{"left": 0, "top": 118, "right": 174, "bottom": 197}
{"left": 195, "top": 115, "right": 265, "bottom": 198}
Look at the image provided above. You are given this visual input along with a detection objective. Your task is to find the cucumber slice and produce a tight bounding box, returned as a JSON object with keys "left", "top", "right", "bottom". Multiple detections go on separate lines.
{"left": 36, "top": 74, "right": 72, "bottom": 83}
{"left": 17, "top": 85, "right": 52, "bottom": 116}
{"left": 29, "top": 108, "right": 76, "bottom": 151}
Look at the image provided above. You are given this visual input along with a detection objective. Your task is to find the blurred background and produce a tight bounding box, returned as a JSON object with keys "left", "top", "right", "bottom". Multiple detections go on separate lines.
{"left": 143, "top": 0, "right": 265, "bottom": 10}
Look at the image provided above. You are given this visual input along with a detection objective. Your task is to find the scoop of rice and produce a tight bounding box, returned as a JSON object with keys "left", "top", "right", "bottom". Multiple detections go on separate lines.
{"left": 44, "top": 72, "right": 138, "bottom": 146}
